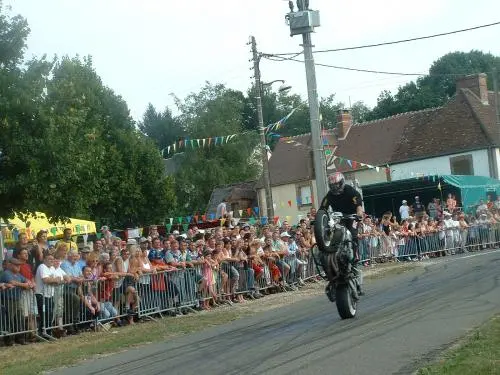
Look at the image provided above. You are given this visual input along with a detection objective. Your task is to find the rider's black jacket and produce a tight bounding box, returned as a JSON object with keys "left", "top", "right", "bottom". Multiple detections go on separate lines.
{"left": 319, "top": 185, "right": 363, "bottom": 247}
{"left": 319, "top": 184, "right": 362, "bottom": 215}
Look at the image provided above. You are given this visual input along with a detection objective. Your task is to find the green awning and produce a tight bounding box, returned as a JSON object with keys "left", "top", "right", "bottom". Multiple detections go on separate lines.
{"left": 360, "top": 175, "right": 500, "bottom": 218}
{"left": 441, "top": 175, "right": 500, "bottom": 189}
{"left": 442, "top": 175, "right": 500, "bottom": 212}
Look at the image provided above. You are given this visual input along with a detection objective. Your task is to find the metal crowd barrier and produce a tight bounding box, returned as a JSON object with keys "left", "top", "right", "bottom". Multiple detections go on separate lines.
{"left": 0, "top": 285, "right": 38, "bottom": 344}
{"left": 4, "top": 223, "right": 499, "bottom": 344}
{"left": 358, "top": 223, "right": 500, "bottom": 262}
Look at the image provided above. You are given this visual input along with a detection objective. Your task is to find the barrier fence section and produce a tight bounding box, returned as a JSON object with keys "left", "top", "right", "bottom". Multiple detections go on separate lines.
{"left": 2, "top": 223, "right": 499, "bottom": 344}
{"left": 358, "top": 223, "right": 500, "bottom": 262}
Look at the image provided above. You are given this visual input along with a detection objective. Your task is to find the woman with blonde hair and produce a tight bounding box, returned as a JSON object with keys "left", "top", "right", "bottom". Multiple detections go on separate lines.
{"left": 120, "top": 245, "right": 140, "bottom": 324}
{"left": 54, "top": 243, "right": 68, "bottom": 261}
{"left": 85, "top": 252, "right": 101, "bottom": 279}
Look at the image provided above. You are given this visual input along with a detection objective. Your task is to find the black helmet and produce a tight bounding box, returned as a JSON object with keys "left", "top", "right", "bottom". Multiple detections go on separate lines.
{"left": 328, "top": 172, "right": 345, "bottom": 195}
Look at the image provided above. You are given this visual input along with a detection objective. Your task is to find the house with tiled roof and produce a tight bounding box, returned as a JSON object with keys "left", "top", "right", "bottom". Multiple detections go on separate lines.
{"left": 257, "top": 73, "right": 500, "bottom": 221}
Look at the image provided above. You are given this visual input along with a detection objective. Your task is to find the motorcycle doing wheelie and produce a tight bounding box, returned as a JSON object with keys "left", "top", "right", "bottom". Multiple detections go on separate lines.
{"left": 312, "top": 207, "right": 362, "bottom": 319}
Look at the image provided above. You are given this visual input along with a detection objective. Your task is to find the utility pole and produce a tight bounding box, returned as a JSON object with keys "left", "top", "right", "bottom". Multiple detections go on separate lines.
{"left": 302, "top": 31, "right": 327, "bottom": 205}
{"left": 285, "top": 0, "right": 327, "bottom": 206}
{"left": 250, "top": 36, "right": 274, "bottom": 219}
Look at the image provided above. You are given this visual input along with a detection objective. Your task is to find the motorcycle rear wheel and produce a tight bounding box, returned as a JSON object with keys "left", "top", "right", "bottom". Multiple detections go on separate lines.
{"left": 336, "top": 283, "right": 357, "bottom": 319}
{"left": 314, "top": 209, "right": 331, "bottom": 250}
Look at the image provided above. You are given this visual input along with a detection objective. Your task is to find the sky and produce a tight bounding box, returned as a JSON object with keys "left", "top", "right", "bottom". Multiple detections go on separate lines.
{"left": 4, "top": 0, "right": 500, "bottom": 122}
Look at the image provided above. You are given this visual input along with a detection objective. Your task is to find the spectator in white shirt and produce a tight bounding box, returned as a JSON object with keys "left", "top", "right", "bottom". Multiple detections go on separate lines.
{"left": 35, "top": 254, "right": 64, "bottom": 336}
{"left": 443, "top": 212, "right": 456, "bottom": 255}
{"left": 399, "top": 200, "right": 410, "bottom": 220}
{"left": 216, "top": 197, "right": 228, "bottom": 219}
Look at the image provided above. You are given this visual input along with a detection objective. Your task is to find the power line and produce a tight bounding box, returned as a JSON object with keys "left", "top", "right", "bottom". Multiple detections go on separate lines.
{"left": 265, "top": 55, "right": 425, "bottom": 75}
{"left": 263, "top": 21, "right": 500, "bottom": 56}
{"left": 263, "top": 55, "right": 491, "bottom": 77}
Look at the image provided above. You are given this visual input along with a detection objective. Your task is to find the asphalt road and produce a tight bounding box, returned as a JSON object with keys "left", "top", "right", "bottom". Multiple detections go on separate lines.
{"left": 55, "top": 250, "right": 500, "bottom": 375}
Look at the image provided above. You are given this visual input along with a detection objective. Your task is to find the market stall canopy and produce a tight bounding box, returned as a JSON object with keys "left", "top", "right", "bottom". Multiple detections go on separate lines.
{"left": 2, "top": 212, "right": 96, "bottom": 242}
{"left": 441, "top": 175, "right": 500, "bottom": 212}
{"left": 361, "top": 174, "right": 500, "bottom": 218}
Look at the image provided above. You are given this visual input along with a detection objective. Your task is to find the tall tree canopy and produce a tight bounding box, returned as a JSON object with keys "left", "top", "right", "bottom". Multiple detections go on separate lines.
{"left": 170, "top": 83, "right": 259, "bottom": 215}
{"left": 0, "top": 4, "right": 176, "bottom": 226}
{"left": 138, "top": 103, "right": 184, "bottom": 152}
{"left": 3, "top": 2, "right": 500, "bottom": 223}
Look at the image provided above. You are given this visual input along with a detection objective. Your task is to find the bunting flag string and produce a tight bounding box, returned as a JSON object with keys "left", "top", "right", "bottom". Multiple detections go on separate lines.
{"left": 162, "top": 133, "right": 240, "bottom": 156}
{"left": 326, "top": 154, "right": 388, "bottom": 173}
{"left": 161, "top": 213, "right": 307, "bottom": 230}
{"left": 265, "top": 106, "right": 300, "bottom": 133}
{"left": 162, "top": 106, "right": 300, "bottom": 157}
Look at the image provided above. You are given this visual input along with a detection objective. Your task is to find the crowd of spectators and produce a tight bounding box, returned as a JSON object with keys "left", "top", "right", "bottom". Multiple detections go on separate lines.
{"left": 3, "top": 193, "right": 500, "bottom": 346}
{"left": 358, "top": 194, "right": 500, "bottom": 262}
{"left": 0, "top": 214, "right": 318, "bottom": 346}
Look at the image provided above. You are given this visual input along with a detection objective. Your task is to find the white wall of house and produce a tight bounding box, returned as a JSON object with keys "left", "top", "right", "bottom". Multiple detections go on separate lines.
{"left": 494, "top": 148, "right": 500, "bottom": 179}
{"left": 390, "top": 149, "right": 491, "bottom": 180}
{"left": 258, "top": 180, "right": 317, "bottom": 224}
{"left": 343, "top": 168, "right": 388, "bottom": 186}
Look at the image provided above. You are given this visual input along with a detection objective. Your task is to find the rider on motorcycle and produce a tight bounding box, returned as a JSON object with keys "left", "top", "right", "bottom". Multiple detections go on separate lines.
{"left": 319, "top": 172, "right": 365, "bottom": 296}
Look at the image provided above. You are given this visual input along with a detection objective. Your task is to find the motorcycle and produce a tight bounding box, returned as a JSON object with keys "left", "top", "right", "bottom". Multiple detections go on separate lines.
{"left": 312, "top": 207, "right": 361, "bottom": 319}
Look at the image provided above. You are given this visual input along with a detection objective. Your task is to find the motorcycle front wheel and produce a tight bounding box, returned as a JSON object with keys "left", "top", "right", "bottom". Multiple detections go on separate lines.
{"left": 336, "top": 283, "right": 357, "bottom": 319}
{"left": 314, "top": 209, "right": 331, "bottom": 250}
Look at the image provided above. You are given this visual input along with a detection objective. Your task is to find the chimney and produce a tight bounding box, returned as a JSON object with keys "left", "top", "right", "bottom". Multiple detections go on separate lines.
{"left": 336, "top": 109, "right": 352, "bottom": 139}
{"left": 456, "top": 73, "right": 489, "bottom": 105}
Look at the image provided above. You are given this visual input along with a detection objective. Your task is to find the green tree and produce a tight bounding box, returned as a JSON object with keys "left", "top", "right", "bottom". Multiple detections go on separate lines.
{"left": 241, "top": 86, "right": 282, "bottom": 132}
{"left": 91, "top": 129, "right": 177, "bottom": 227}
{"left": 0, "top": 14, "right": 176, "bottom": 226}
{"left": 0, "top": 4, "right": 55, "bottom": 219}
{"left": 172, "top": 83, "right": 259, "bottom": 214}
{"left": 138, "top": 103, "right": 184, "bottom": 152}
{"left": 351, "top": 101, "right": 370, "bottom": 123}
{"left": 42, "top": 56, "right": 176, "bottom": 226}
{"left": 367, "top": 50, "right": 500, "bottom": 120}
{"left": 241, "top": 86, "right": 310, "bottom": 151}
{"left": 320, "top": 94, "right": 344, "bottom": 129}
{"left": 0, "top": 2, "right": 29, "bottom": 68}
{"left": 275, "top": 92, "right": 310, "bottom": 136}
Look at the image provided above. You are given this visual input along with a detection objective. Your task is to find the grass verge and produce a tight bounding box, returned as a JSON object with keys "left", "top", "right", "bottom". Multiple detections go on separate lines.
{"left": 417, "top": 314, "right": 500, "bottom": 375}
{"left": 0, "top": 310, "right": 251, "bottom": 375}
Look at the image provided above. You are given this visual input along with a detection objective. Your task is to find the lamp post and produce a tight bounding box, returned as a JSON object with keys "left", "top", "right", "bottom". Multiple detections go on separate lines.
{"left": 263, "top": 80, "right": 292, "bottom": 92}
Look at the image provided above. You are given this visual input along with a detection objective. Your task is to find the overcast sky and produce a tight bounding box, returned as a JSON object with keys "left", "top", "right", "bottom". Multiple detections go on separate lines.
{"left": 5, "top": 0, "right": 500, "bottom": 121}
